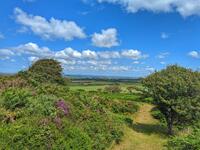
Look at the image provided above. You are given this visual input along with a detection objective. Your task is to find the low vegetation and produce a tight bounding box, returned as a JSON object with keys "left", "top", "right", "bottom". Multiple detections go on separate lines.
{"left": 0, "top": 59, "right": 139, "bottom": 150}
{"left": 0, "top": 59, "right": 200, "bottom": 149}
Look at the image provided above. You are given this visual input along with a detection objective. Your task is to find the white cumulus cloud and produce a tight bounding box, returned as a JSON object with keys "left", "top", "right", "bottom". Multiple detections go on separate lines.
{"left": 0, "top": 42, "right": 150, "bottom": 73}
{"left": 92, "top": 28, "right": 119, "bottom": 48}
{"left": 14, "top": 8, "right": 86, "bottom": 41}
{"left": 55, "top": 48, "right": 82, "bottom": 59}
{"left": 121, "top": 49, "right": 147, "bottom": 60}
{"left": 15, "top": 42, "right": 52, "bottom": 57}
{"left": 97, "top": 0, "right": 200, "bottom": 17}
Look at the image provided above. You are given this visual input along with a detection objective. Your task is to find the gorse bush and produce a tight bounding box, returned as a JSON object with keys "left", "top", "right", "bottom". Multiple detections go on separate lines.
{"left": 18, "top": 59, "right": 66, "bottom": 85}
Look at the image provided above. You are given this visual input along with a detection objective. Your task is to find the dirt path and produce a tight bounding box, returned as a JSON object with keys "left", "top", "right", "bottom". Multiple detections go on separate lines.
{"left": 111, "top": 103, "right": 167, "bottom": 150}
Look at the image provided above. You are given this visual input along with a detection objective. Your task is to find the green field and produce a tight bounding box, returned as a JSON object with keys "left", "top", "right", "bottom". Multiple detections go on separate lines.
{"left": 69, "top": 79, "right": 142, "bottom": 93}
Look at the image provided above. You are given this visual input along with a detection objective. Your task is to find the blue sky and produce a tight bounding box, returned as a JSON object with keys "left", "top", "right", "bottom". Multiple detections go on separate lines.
{"left": 0, "top": 0, "right": 200, "bottom": 77}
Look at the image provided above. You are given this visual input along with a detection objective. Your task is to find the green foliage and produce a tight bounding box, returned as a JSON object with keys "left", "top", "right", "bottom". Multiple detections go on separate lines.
{"left": 151, "top": 107, "right": 166, "bottom": 124}
{"left": 0, "top": 84, "right": 139, "bottom": 149}
{"left": 1, "top": 88, "right": 32, "bottom": 110}
{"left": 104, "top": 85, "right": 122, "bottom": 93}
{"left": 110, "top": 100, "right": 139, "bottom": 114}
{"left": 27, "top": 95, "right": 57, "bottom": 117}
{"left": 167, "top": 128, "right": 200, "bottom": 150}
{"left": 0, "top": 62, "right": 141, "bottom": 149}
{"left": 18, "top": 59, "right": 66, "bottom": 85}
{"left": 143, "top": 65, "right": 200, "bottom": 135}
{"left": 54, "top": 125, "right": 92, "bottom": 150}
{"left": 0, "top": 121, "right": 55, "bottom": 150}
{"left": 0, "top": 118, "right": 92, "bottom": 150}
{"left": 36, "top": 84, "right": 69, "bottom": 97}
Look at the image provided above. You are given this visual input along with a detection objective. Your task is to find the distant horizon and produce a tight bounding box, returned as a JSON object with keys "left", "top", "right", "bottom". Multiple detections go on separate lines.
{"left": 1, "top": 64, "right": 199, "bottom": 79}
{"left": 0, "top": 71, "right": 143, "bottom": 79}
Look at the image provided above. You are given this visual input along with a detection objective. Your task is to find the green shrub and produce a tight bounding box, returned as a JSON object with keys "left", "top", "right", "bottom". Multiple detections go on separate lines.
{"left": 36, "top": 84, "right": 69, "bottom": 97}
{"left": 27, "top": 95, "right": 57, "bottom": 117}
{"left": 1, "top": 88, "right": 32, "bottom": 110}
{"left": 0, "top": 117, "right": 55, "bottom": 150}
{"left": 18, "top": 59, "right": 67, "bottom": 85}
{"left": 110, "top": 100, "right": 139, "bottom": 114}
{"left": 151, "top": 107, "right": 166, "bottom": 124}
{"left": 167, "top": 128, "right": 200, "bottom": 150}
{"left": 0, "top": 116, "right": 92, "bottom": 150}
{"left": 54, "top": 126, "right": 92, "bottom": 150}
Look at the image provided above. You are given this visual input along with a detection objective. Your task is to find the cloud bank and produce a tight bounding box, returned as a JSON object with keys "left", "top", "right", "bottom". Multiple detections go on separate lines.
{"left": 0, "top": 42, "right": 150, "bottom": 73}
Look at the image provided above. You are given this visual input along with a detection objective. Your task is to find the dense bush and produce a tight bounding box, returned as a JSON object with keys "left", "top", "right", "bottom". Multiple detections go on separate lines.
{"left": 111, "top": 100, "right": 139, "bottom": 114}
{"left": 18, "top": 59, "right": 66, "bottom": 85}
{"left": 0, "top": 118, "right": 92, "bottom": 150}
{"left": 167, "top": 128, "right": 200, "bottom": 150}
{"left": 1, "top": 88, "right": 32, "bottom": 110}
{"left": 27, "top": 95, "right": 58, "bottom": 117}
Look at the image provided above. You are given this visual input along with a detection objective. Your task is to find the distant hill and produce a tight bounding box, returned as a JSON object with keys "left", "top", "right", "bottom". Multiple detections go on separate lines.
{"left": 0, "top": 73, "right": 14, "bottom": 76}
{"left": 65, "top": 74, "right": 142, "bottom": 83}
{"left": 65, "top": 74, "right": 141, "bottom": 80}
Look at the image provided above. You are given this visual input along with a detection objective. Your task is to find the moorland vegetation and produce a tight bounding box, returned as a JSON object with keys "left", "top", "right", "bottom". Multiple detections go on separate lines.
{"left": 0, "top": 59, "right": 200, "bottom": 150}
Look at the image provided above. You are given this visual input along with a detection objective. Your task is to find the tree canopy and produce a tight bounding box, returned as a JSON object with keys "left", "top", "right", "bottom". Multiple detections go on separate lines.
{"left": 143, "top": 65, "right": 200, "bottom": 135}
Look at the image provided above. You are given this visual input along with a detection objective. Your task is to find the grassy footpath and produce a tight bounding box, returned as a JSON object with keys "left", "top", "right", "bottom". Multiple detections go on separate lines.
{"left": 111, "top": 104, "right": 168, "bottom": 150}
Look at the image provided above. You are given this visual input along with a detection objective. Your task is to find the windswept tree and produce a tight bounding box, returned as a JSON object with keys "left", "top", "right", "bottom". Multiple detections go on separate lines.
{"left": 18, "top": 59, "right": 65, "bottom": 85}
{"left": 143, "top": 65, "right": 200, "bottom": 135}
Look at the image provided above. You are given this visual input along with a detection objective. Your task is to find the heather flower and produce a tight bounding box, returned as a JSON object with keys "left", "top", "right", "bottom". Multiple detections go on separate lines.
{"left": 55, "top": 100, "right": 70, "bottom": 116}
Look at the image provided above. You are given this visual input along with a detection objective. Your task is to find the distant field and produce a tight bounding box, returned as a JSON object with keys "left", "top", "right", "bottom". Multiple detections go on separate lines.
{"left": 69, "top": 85, "right": 107, "bottom": 91}
{"left": 69, "top": 78, "right": 142, "bottom": 92}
